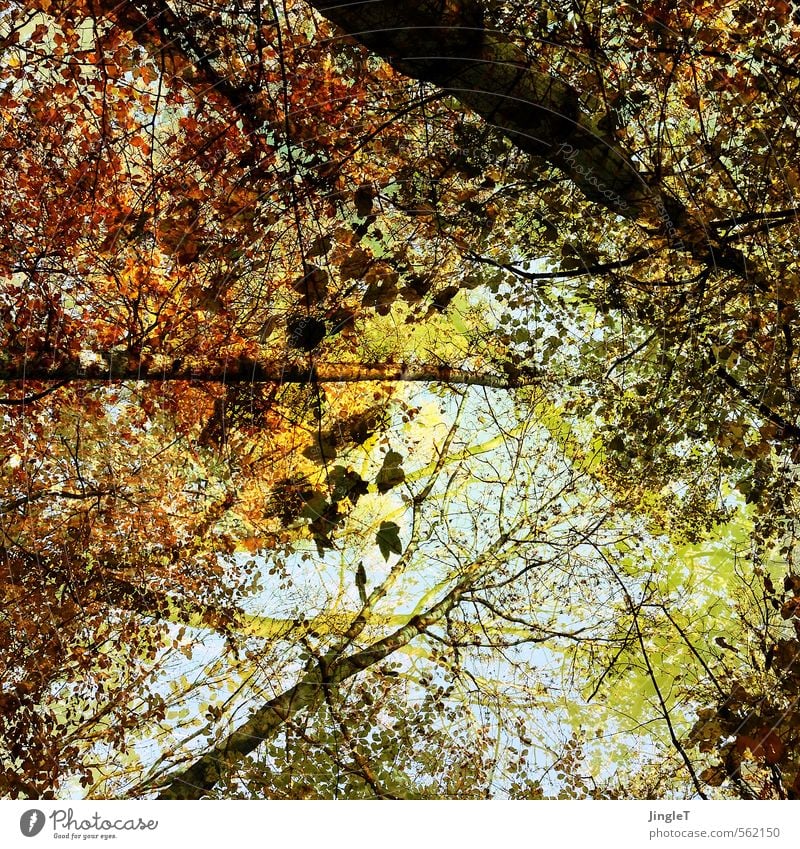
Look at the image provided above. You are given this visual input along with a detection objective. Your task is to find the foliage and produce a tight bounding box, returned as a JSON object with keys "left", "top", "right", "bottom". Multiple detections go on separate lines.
{"left": 2, "top": 0, "right": 800, "bottom": 799}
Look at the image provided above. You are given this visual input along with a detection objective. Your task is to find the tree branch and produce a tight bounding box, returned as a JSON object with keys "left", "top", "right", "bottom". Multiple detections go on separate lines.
{"left": 709, "top": 348, "right": 800, "bottom": 443}
{"left": 155, "top": 579, "right": 466, "bottom": 798}
{"left": 0, "top": 380, "right": 69, "bottom": 406}
{"left": 307, "top": 0, "right": 644, "bottom": 216}
{"left": 154, "top": 528, "right": 516, "bottom": 798}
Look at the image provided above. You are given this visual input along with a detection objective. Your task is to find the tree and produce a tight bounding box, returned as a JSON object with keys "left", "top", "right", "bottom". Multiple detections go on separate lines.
{"left": 2, "top": 0, "right": 800, "bottom": 799}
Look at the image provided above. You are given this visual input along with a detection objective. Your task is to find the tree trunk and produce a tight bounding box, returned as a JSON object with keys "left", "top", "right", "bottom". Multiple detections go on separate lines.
{"left": 156, "top": 584, "right": 463, "bottom": 798}
{"left": 308, "top": 0, "right": 648, "bottom": 216}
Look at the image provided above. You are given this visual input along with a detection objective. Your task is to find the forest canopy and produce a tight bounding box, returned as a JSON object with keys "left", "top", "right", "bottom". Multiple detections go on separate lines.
{"left": 2, "top": 0, "right": 800, "bottom": 800}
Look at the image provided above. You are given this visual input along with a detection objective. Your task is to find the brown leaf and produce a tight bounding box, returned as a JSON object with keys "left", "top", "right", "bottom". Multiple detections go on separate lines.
{"left": 293, "top": 265, "right": 329, "bottom": 306}
{"left": 699, "top": 765, "right": 727, "bottom": 787}
{"left": 735, "top": 729, "right": 786, "bottom": 765}
{"left": 780, "top": 597, "right": 800, "bottom": 620}
{"left": 339, "top": 247, "right": 372, "bottom": 281}
{"left": 354, "top": 183, "right": 374, "bottom": 217}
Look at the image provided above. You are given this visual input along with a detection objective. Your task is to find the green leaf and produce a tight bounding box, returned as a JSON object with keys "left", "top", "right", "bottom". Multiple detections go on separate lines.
{"left": 376, "top": 521, "right": 402, "bottom": 560}
{"left": 376, "top": 450, "right": 405, "bottom": 493}
{"left": 328, "top": 465, "right": 368, "bottom": 504}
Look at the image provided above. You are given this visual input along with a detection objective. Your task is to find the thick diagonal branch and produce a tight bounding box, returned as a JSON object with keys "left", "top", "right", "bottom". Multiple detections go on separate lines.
{"left": 306, "top": 0, "right": 777, "bottom": 293}
{"left": 154, "top": 529, "right": 515, "bottom": 798}
{"left": 308, "top": 0, "right": 647, "bottom": 215}
{"left": 0, "top": 358, "right": 543, "bottom": 390}
{"left": 156, "top": 580, "right": 466, "bottom": 798}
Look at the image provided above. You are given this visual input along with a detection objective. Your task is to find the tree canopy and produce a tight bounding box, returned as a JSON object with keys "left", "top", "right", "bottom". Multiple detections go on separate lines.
{"left": 2, "top": 0, "right": 800, "bottom": 800}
